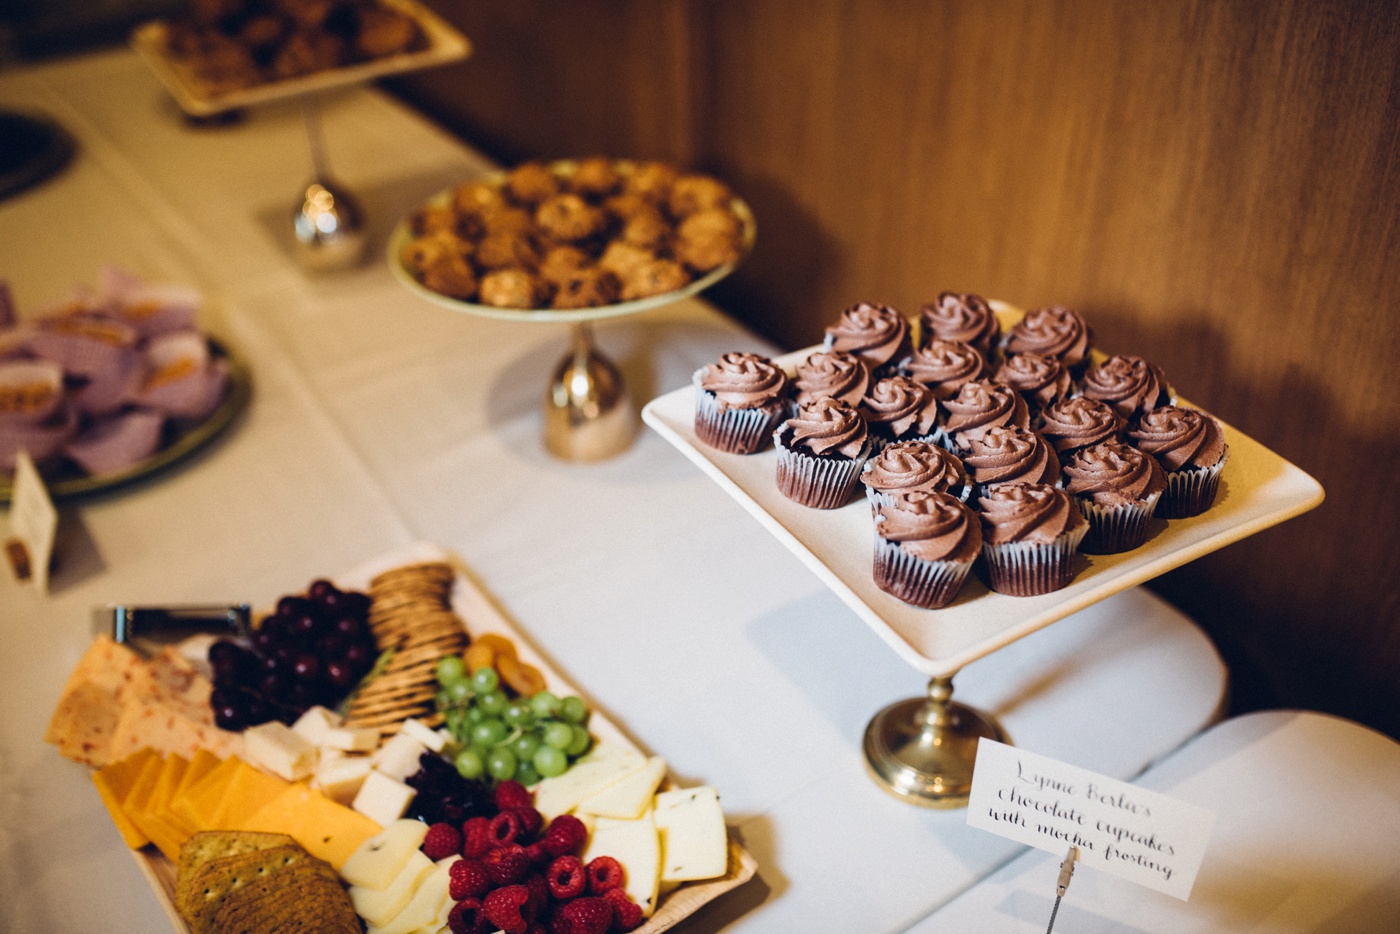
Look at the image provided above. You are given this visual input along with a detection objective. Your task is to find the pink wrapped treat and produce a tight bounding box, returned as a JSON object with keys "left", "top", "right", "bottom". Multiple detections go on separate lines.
{"left": 132, "top": 331, "right": 227, "bottom": 419}
{"left": 0, "top": 404, "right": 78, "bottom": 469}
{"left": 101, "top": 267, "right": 200, "bottom": 337}
{"left": 0, "top": 359, "right": 65, "bottom": 426}
{"left": 28, "top": 314, "right": 139, "bottom": 378}
{"left": 64, "top": 410, "right": 165, "bottom": 476}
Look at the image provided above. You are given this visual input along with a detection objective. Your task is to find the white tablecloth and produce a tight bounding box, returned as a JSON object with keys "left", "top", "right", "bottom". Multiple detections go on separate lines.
{"left": 0, "top": 49, "right": 1227, "bottom": 933}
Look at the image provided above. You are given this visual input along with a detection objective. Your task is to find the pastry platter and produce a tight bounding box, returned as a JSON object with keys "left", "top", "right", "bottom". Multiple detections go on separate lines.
{"left": 131, "top": 0, "right": 471, "bottom": 118}
{"left": 641, "top": 329, "right": 1324, "bottom": 680}
{"left": 122, "top": 543, "right": 756, "bottom": 934}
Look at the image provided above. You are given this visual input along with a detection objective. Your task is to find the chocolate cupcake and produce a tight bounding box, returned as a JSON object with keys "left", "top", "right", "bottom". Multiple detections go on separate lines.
{"left": 919, "top": 292, "right": 1001, "bottom": 359}
{"left": 940, "top": 378, "right": 1031, "bottom": 452}
{"left": 1062, "top": 441, "right": 1167, "bottom": 553}
{"left": 1128, "top": 405, "right": 1229, "bottom": 518}
{"left": 774, "top": 398, "right": 872, "bottom": 509}
{"left": 977, "top": 483, "right": 1088, "bottom": 597}
{"left": 860, "top": 440, "right": 969, "bottom": 513}
{"left": 993, "top": 352, "right": 1073, "bottom": 413}
{"left": 1002, "top": 305, "right": 1094, "bottom": 373}
{"left": 792, "top": 350, "right": 869, "bottom": 410}
{"left": 860, "top": 375, "right": 940, "bottom": 449}
{"left": 693, "top": 351, "right": 790, "bottom": 454}
{"left": 903, "top": 338, "right": 988, "bottom": 400}
{"left": 1037, "top": 396, "right": 1125, "bottom": 456}
{"left": 824, "top": 302, "right": 913, "bottom": 374}
{"left": 873, "top": 491, "right": 982, "bottom": 608}
{"left": 961, "top": 425, "right": 1061, "bottom": 494}
{"left": 1081, "top": 354, "right": 1173, "bottom": 423}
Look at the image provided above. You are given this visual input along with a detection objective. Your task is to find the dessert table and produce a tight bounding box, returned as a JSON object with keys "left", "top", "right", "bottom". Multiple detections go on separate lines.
{"left": 0, "top": 49, "right": 1229, "bottom": 933}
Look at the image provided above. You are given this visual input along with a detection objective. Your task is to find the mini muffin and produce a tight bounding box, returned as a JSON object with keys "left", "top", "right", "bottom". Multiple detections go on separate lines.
{"left": 617, "top": 205, "right": 671, "bottom": 251}
{"left": 860, "top": 375, "right": 940, "bottom": 448}
{"left": 774, "top": 397, "right": 872, "bottom": 508}
{"left": 673, "top": 207, "right": 744, "bottom": 272}
{"left": 1128, "top": 405, "right": 1229, "bottom": 518}
{"left": 1002, "top": 305, "right": 1094, "bottom": 372}
{"left": 693, "top": 351, "right": 790, "bottom": 454}
{"left": 668, "top": 174, "right": 734, "bottom": 218}
{"left": 919, "top": 291, "right": 1001, "bottom": 359}
{"left": 977, "top": 483, "right": 1088, "bottom": 597}
{"left": 824, "top": 302, "right": 913, "bottom": 374}
{"left": 861, "top": 439, "right": 968, "bottom": 513}
{"left": 1081, "top": 354, "right": 1172, "bottom": 423}
{"left": 474, "top": 229, "right": 541, "bottom": 271}
{"left": 597, "top": 241, "right": 656, "bottom": 280}
{"left": 504, "top": 161, "right": 562, "bottom": 205}
{"left": 623, "top": 161, "right": 681, "bottom": 203}
{"left": 538, "top": 244, "right": 593, "bottom": 288}
{"left": 551, "top": 268, "right": 621, "bottom": 309}
{"left": 568, "top": 157, "right": 622, "bottom": 198}
{"left": 478, "top": 268, "right": 545, "bottom": 309}
{"left": 792, "top": 350, "right": 869, "bottom": 409}
{"left": 534, "top": 193, "right": 607, "bottom": 242}
{"left": 994, "top": 351, "right": 1073, "bottom": 413}
{"left": 874, "top": 491, "right": 982, "bottom": 609}
{"left": 940, "top": 378, "right": 1031, "bottom": 451}
{"left": 961, "top": 425, "right": 1061, "bottom": 493}
{"left": 1062, "top": 440, "right": 1167, "bottom": 553}
{"left": 452, "top": 179, "right": 508, "bottom": 217}
{"left": 903, "top": 338, "right": 988, "bottom": 400}
{"left": 619, "top": 257, "right": 689, "bottom": 300}
{"left": 1037, "top": 396, "right": 1125, "bottom": 456}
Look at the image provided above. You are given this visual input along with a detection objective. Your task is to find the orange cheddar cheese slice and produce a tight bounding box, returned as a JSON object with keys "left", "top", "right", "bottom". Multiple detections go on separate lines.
{"left": 239, "top": 782, "right": 381, "bottom": 870}
{"left": 212, "top": 760, "right": 291, "bottom": 831}
{"left": 120, "top": 754, "right": 191, "bottom": 859}
{"left": 143, "top": 754, "right": 191, "bottom": 839}
{"left": 93, "top": 748, "right": 159, "bottom": 848}
{"left": 171, "top": 752, "right": 241, "bottom": 832}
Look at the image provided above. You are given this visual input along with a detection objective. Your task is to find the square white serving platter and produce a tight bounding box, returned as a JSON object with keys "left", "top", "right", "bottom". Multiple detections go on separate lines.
{"left": 642, "top": 349, "right": 1324, "bottom": 678}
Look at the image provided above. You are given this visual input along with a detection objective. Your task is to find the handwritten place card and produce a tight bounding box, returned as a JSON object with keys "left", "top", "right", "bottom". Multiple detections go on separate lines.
{"left": 967, "top": 739, "right": 1214, "bottom": 900}
{"left": 7, "top": 450, "right": 58, "bottom": 593}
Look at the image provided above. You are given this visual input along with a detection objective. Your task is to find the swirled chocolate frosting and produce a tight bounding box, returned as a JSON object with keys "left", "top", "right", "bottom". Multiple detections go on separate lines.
{"left": 978, "top": 483, "right": 1086, "bottom": 545}
{"left": 1081, "top": 354, "right": 1171, "bottom": 421}
{"left": 824, "top": 302, "right": 911, "bottom": 368}
{"left": 861, "top": 440, "right": 966, "bottom": 495}
{"left": 876, "top": 491, "right": 982, "bottom": 563}
{"left": 1128, "top": 405, "right": 1226, "bottom": 471}
{"left": 961, "top": 425, "right": 1061, "bottom": 489}
{"left": 783, "top": 397, "right": 867, "bottom": 458}
{"left": 793, "top": 350, "right": 869, "bottom": 408}
{"left": 861, "top": 376, "right": 939, "bottom": 440}
{"left": 1063, "top": 440, "right": 1167, "bottom": 506}
{"left": 941, "top": 378, "right": 1030, "bottom": 447}
{"left": 698, "top": 351, "right": 788, "bottom": 411}
{"left": 904, "top": 339, "right": 988, "bottom": 399}
{"left": 919, "top": 292, "right": 1001, "bottom": 357}
{"left": 1003, "top": 305, "right": 1093, "bottom": 369}
{"left": 1037, "top": 396, "right": 1125, "bottom": 454}
{"left": 993, "top": 352, "right": 1073, "bottom": 411}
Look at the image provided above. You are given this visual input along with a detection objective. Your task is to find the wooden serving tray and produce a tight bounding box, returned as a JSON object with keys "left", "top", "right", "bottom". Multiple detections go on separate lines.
{"left": 125, "top": 542, "right": 758, "bottom": 933}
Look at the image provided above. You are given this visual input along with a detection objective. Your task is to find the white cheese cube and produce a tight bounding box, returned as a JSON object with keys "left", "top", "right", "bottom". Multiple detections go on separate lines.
{"left": 314, "top": 754, "right": 374, "bottom": 805}
{"left": 654, "top": 786, "right": 727, "bottom": 882}
{"left": 353, "top": 769, "right": 417, "bottom": 827}
{"left": 399, "top": 718, "right": 447, "bottom": 753}
{"left": 243, "top": 720, "right": 317, "bottom": 782}
{"left": 341, "top": 819, "right": 431, "bottom": 890}
{"left": 291, "top": 705, "right": 344, "bottom": 746}
{"left": 323, "top": 725, "right": 383, "bottom": 753}
{"left": 582, "top": 812, "right": 660, "bottom": 918}
{"left": 371, "top": 853, "right": 455, "bottom": 934}
{"left": 532, "top": 742, "right": 645, "bottom": 819}
{"left": 578, "top": 756, "right": 667, "bottom": 820}
{"left": 350, "top": 850, "right": 433, "bottom": 928}
{"left": 373, "top": 731, "right": 428, "bottom": 782}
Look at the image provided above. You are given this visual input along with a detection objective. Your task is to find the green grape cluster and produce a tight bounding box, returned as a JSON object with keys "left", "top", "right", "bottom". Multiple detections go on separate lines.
{"left": 435, "top": 655, "right": 592, "bottom": 786}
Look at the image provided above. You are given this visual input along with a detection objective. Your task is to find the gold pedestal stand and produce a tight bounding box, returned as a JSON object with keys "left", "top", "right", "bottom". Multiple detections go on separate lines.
{"left": 862, "top": 673, "right": 1007, "bottom": 808}
{"left": 544, "top": 323, "right": 635, "bottom": 462}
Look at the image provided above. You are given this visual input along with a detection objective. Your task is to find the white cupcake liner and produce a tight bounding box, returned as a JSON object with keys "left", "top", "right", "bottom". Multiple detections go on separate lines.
{"left": 1156, "top": 446, "right": 1229, "bottom": 518}
{"left": 774, "top": 432, "right": 870, "bottom": 509}
{"left": 979, "top": 523, "right": 1088, "bottom": 596}
{"left": 873, "top": 535, "right": 975, "bottom": 608}
{"left": 1075, "top": 491, "right": 1161, "bottom": 554}
{"left": 692, "top": 370, "right": 786, "bottom": 454}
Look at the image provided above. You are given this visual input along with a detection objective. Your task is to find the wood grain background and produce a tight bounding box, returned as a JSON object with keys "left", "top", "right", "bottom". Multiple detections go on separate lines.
{"left": 390, "top": 0, "right": 1400, "bottom": 740}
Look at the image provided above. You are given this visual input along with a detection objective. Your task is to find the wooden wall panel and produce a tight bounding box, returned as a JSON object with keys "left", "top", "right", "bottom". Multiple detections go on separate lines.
{"left": 393, "top": 0, "right": 1400, "bottom": 739}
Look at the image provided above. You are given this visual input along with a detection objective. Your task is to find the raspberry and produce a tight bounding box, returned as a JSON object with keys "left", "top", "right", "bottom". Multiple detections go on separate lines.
{"left": 546, "top": 855, "right": 586, "bottom": 901}
{"left": 523, "top": 871, "right": 550, "bottom": 914}
{"left": 555, "top": 896, "right": 614, "bottom": 934}
{"left": 494, "top": 779, "right": 534, "bottom": 811}
{"left": 462, "top": 816, "right": 495, "bottom": 858}
{"left": 447, "top": 897, "right": 492, "bottom": 934}
{"left": 490, "top": 810, "right": 523, "bottom": 847}
{"left": 449, "top": 858, "right": 492, "bottom": 901}
{"left": 483, "top": 884, "right": 535, "bottom": 934}
{"left": 423, "top": 822, "right": 464, "bottom": 861}
{"left": 601, "top": 888, "right": 644, "bottom": 932}
{"left": 585, "top": 855, "right": 624, "bottom": 895}
{"left": 524, "top": 840, "right": 553, "bottom": 866}
{"left": 541, "top": 814, "right": 587, "bottom": 857}
{"left": 483, "top": 843, "right": 531, "bottom": 885}
{"left": 511, "top": 806, "right": 545, "bottom": 840}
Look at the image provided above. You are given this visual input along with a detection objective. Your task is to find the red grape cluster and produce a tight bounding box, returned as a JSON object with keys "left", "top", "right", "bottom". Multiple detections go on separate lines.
{"left": 208, "top": 579, "right": 378, "bottom": 730}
